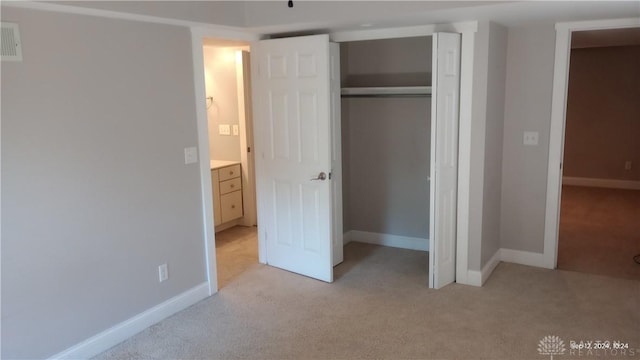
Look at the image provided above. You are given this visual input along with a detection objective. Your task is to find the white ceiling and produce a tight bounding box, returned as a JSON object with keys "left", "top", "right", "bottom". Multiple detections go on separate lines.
{"left": 243, "top": 1, "right": 504, "bottom": 30}
{"left": 37, "top": 1, "right": 640, "bottom": 36}
{"left": 242, "top": 1, "right": 640, "bottom": 35}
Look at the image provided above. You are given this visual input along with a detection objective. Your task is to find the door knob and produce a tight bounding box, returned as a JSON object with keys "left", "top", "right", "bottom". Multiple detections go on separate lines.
{"left": 311, "top": 172, "right": 327, "bottom": 181}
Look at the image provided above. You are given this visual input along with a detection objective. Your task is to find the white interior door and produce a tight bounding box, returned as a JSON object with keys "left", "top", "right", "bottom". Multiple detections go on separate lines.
{"left": 429, "top": 32, "right": 461, "bottom": 289}
{"left": 252, "top": 34, "right": 334, "bottom": 282}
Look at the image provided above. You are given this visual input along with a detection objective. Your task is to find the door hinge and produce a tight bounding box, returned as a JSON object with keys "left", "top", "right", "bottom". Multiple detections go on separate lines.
{"left": 247, "top": 147, "right": 251, "bottom": 153}
{"left": 329, "top": 172, "right": 332, "bottom": 180}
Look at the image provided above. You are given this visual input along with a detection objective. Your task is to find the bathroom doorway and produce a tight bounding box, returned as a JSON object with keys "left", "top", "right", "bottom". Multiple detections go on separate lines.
{"left": 202, "top": 38, "right": 258, "bottom": 288}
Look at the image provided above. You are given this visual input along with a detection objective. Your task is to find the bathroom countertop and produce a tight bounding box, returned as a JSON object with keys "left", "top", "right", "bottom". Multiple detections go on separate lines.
{"left": 210, "top": 160, "right": 240, "bottom": 170}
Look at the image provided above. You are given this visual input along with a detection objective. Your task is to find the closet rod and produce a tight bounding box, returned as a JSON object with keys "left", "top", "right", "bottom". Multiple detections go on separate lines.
{"left": 341, "top": 86, "right": 431, "bottom": 97}
{"left": 341, "top": 94, "right": 431, "bottom": 98}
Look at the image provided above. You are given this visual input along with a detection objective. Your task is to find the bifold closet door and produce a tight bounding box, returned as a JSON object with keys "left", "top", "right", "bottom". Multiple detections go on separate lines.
{"left": 251, "top": 34, "right": 336, "bottom": 283}
{"left": 429, "top": 32, "right": 461, "bottom": 289}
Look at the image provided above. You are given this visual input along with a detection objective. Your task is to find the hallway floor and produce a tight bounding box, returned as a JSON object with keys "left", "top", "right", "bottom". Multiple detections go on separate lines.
{"left": 215, "top": 225, "right": 258, "bottom": 289}
{"left": 558, "top": 185, "right": 640, "bottom": 280}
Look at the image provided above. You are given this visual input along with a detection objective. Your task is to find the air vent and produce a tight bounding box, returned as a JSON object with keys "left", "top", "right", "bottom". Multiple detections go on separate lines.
{"left": 1, "top": 22, "right": 23, "bottom": 62}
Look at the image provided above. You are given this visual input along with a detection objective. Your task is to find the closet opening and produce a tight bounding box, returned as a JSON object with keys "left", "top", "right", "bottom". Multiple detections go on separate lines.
{"left": 202, "top": 38, "right": 258, "bottom": 289}
{"left": 241, "top": 31, "right": 459, "bottom": 287}
{"left": 338, "top": 36, "right": 433, "bottom": 283}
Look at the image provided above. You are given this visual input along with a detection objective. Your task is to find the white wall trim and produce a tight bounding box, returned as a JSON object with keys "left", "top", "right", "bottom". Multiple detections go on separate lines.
{"left": 345, "top": 230, "right": 428, "bottom": 251}
{"left": 454, "top": 24, "right": 479, "bottom": 287}
{"left": 562, "top": 177, "right": 640, "bottom": 190}
{"left": 466, "top": 249, "right": 501, "bottom": 287}
{"left": 330, "top": 21, "right": 478, "bottom": 42}
{"left": 544, "top": 17, "right": 640, "bottom": 272}
{"left": 466, "top": 269, "right": 482, "bottom": 287}
{"left": 500, "top": 248, "right": 550, "bottom": 269}
{"left": 555, "top": 18, "right": 640, "bottom": 32}
{"left": 191, "top": 28, "right": 219, "bottom": 296}
{"left": 467, "top": 248, "right": 551, "bottom": 287}
{"left": 2, "top": 1, "right": 257, "bottom": 40}
{"left": 343, "top": 231, "right": 353, "bottom": 245}
{"left": 49, "top": 283, "right": 209, "bottom": 360}
{"left": 214, "top": 218, "right": 243, "bottom": 233}
{"left": 483, "top": 250, "right": 502, "bottom": 284}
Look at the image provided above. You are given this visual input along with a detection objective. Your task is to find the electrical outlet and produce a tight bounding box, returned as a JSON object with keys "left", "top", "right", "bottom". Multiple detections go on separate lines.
{"left": 158, "top": 264, "right": 168, "bottom": 282}
{"left": 523, "top": 131, "right": 539, "bottom": 146}
{"left": 232, "top": 125, "right": 239, "bottom": 136}
{"left": 219, "top": 124, "right": 231, "bottom": 136}
{"left": 625, "top": 161, "right": 632, "bottom": 170}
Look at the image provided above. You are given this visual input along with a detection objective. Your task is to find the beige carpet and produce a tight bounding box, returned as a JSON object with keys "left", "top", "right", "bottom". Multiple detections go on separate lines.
{"left": 558, "top": 186, "right": 640, "bottom": 281}
{"left": 95, "top": 242, "right": 640, "bottom": 360}
{"left": 215, "top": 226, "right": 258, "bottom": 289}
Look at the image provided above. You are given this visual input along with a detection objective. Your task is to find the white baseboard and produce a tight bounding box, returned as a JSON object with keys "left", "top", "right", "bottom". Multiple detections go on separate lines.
{"left": 342, "top": 234, "right": 549, "bottom": 285}
{"left": 465, "top": 269, "right": 482, "bottom": 287}
{"left": 465, "top": 248, "right": 501, "bottom": 287}
{"left": 483, "top": 249, "right": 502, "bottom": 284}
{"left": 49, "top": 282, "right": 209, "bottom": 360}
{"left": 467, "top": 248, "right": 549, "bottom": 286}
{"left": 214, "top": 218, "right": 242, "bottom": 233}
{"left": 500, "top": 248, "right": 550, "bottom": 269}
{"left": 343, "top": 231, "right": 353, "bottom": 245}
{"left": 345, "top": 230, "right": 428, "bottom": 251}
{"left": 563, "top": 176, "right": 640, "bottom": 190}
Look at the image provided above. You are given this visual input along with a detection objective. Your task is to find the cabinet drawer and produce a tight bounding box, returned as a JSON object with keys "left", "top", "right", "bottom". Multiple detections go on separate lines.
{"left": 220, "top": 177, "right": 242, "bottom": 195}
{"left": 218, "top": 164, "right": 241, "bottom": 181}
{"left": 220, "top": 191, "right": 243, "bottom": 223}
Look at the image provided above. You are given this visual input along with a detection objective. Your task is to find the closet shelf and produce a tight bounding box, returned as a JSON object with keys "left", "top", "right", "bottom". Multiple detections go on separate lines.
{"left": 341, "top": 86, "right": 432, "bottom": 97}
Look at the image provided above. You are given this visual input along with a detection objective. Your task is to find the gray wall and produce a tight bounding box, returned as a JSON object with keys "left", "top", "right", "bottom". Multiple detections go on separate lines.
{"left": 341, "top": 38, "right": 431, "bottom": 239}
{"left": 480, "top": 22, "right": 507, "bottom": 268}
{"left": 500, "top": 21, "right": 557, "bottom": 253}
{"left": 563, "top": 45, "right": 640, "bottom": 181}
{"left": 1, "top": 7, "right": 206, "bottom": 359}
{"left": 342, "top": 37, "right": 432, "bottom": 87}
{"left": 346, "top": 99, "right": 431, "bottom": 238}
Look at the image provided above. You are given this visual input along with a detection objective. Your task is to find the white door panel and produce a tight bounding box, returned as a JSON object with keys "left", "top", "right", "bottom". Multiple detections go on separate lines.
{"left": 430, "top": 32, "right": 461, "bottom": 289}
{"left": 252, "top": 35, "right": 333, "bottom": 282}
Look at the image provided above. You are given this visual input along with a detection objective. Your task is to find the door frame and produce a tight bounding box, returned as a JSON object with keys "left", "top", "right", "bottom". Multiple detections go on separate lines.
{"left": 237, "top": 50, "right": 258, "bottom": 229}
{"left": 543, "top": 17, "right": 640, "bottom": 270}
{"left": 190, "top": 27, "right": 260, "bottom": 295}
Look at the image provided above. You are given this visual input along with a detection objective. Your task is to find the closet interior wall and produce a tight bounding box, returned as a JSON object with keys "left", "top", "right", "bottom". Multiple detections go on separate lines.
{"left": 340, "top": 36, "right": 433, "bottom": 246}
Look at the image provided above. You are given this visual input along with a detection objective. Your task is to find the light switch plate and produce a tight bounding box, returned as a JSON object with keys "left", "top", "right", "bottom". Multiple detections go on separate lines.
{"left": 184, "top": 147, "right": 198, "bottom": 164}
{"left": 219, "top": 124, "right": 231, "bottom": 136}
{"left": 158, "top": 263, "right": 168, "bottom": 282}
{"left": 232, "top": 125, "right": 239, "bottom": 136}
{"left": 523, "top": 131, "right": 539, "bottom": 146}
